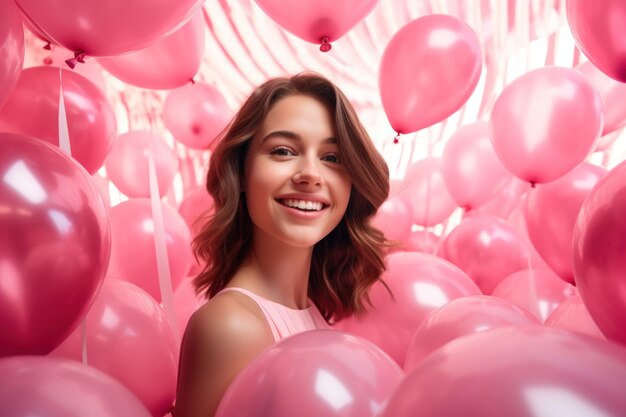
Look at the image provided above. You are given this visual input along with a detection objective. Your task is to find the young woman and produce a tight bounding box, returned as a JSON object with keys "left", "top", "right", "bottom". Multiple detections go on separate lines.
{"left": 173, "top": 73, "right": 390, "bottom": 417}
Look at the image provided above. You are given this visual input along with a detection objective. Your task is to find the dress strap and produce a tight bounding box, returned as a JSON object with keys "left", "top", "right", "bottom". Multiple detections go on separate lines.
{"left": 218, "top": 287, "right": 280, "bottom": 341}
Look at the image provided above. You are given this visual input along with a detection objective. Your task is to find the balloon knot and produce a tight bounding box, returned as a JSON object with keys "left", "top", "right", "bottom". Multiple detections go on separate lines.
{"left": 393, "top": 133, "right": 401, "bottom": 144}
{"left": 43, "top": 42, "right": 52, "bottom": 51}
{"left": 190, "top": 78, "right": 196, "bottom": 84}
{"left": 74, "top": 51, "right": 86, "bottom": 64}
{"left": 65, "top": 58, "right": 77, "bottom": 69}
{"left": 530, "top": 181, "right": 537, "bottom": 188}
{"left": 320, "top": 37, "right": 332, "bottom": 52}
{"left": 43, "top": 57, "right": 53, "bottom": 65}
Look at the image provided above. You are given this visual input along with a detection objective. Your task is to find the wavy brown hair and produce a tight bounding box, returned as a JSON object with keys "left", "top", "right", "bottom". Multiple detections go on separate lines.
{"left": 192, "top": 73, "right": 390, "bottom": 322}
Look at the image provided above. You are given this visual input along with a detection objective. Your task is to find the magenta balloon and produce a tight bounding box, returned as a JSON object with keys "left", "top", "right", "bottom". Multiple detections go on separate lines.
{"left": 216, "top": 330, "right": 404, "bottom": 417}
{"left": 254, "top": 0, "right": 379, "bottom": 45}
{"left": 525, "top": 162, "right": 607, "bottom": 284}
{"left": 379, "top": 14, "right": 482, "bottom": 134}
{"left": 340, "top": 252, "right": 481, "bottom": 365}
{"left": 490, "top": 67, "right": 603, "bottom": 184}
{"left": 105, "top": 131, "right": 179, "bottom": 198}
{"left": 0, "top": 0, "right": 24, "bottom": 109}
{"left": 15, "top": 0, "right": 206, "bottom": 56}
{"left": 546, "top": 294, "right": 605, "bottom": 340}
{"left": 381, "top": 326, "right": 626, "bottom": 417}
{"left": 51, "top": 280, "right": 178, "bottom": 416}
{"left": 0, "top": 356, "right": 151, "bottom": 417}
{"left": 404, "top": 295, "right": 538, "bottom": 372}
{"left": 567, "top": 0, "right": 626, "bottom": 83}
{"left": 573, "top": 160, "right": 626, "bottom": 346}
{"left": 372, "top": 195, "right": 413, "bottom": 244}
{"left": 0, "top": 133, "right": 110, "bottom": 357}
{"left": 0, "top": 66, "right": 116, "bottom": 174}
{"left": 441, "top": 121, "right": 512, "bottom": 210}
{"left": 97, "top": 12, "right": 205, "bottom": 89}
{"left": 108, "top": 198, "right": 192, "bottom": 302}
{"left": 163, "top": 82, "right": 231, "bottom": 150}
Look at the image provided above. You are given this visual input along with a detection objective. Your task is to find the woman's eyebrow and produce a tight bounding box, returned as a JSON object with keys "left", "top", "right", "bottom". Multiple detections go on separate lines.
{"left": 261, "top": 130, "right": 336, "bottom": 144}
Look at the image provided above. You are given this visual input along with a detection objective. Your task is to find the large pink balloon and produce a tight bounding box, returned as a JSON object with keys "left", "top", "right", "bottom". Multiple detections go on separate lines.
{"left": 0, "top": 66, "right": 117, "bottom": 174}
{"left": 372, "top": 195, "right": 413, "bottom": 244}
{"left": 379, "top": 14, "right": 482, "bottom": 134}
{"left": 546, "top": 293, "right": 605, "bottom": 340}
{"left": 490, "top": 66, "right": 603, "bottom": 184}
{"left": 525, "top": 162, "right": 607, "bottom": 284}
{"left": 404, "top": 295, "right": 538, "bottom": 372}
{"left": 0, "top": 0, "right": 24, "bottom": 109}
{"left": 573, "top": 160, "right": 626, "bottom": 346}
{"left": 216, "top": 330, "right": 404, "bottom": 417}
{"left": 97, "top": 12, "right": 205, "bottom": 90}
{"left": 16, "top": 0, "right": 206, "bottom": 56}
{"left": 340, "top": 252, "right": 481, "bottom": 365}
{"left": 0, "top": 133, "right": 110, "bottom": 357}
{"left": 51, "top": 280, "right": 178, "bottom": 416}
{"left": 567, "top": 0, "right": 626, "bottom": 83}
{"left": 381, "top": 326, "right": 626, "bottom": 417}
{"left": 0, "top": 356, "right": 151, "bottom": 417}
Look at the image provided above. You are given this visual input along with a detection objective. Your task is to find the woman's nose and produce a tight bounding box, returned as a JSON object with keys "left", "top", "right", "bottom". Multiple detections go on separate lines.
{"left": 292, "top": 157, "right": 323, "bottom": 186}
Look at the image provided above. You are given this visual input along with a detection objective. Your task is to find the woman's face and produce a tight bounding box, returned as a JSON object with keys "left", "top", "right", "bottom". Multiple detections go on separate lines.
{"left": 243, "top": 94, "right": 352, "bottom": 249}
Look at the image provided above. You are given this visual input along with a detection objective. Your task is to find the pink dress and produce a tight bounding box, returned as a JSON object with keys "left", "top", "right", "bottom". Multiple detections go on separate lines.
{"left": 219, "top": 287, "right": 329, "bottom": 342}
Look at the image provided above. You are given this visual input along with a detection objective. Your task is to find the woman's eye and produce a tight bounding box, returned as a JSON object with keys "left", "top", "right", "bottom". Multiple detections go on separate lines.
{"left": 322, "top": 153, "right": 340, "bottom": 163}
{"left": 269, "top": 146, "right": 294, "bottom": 156}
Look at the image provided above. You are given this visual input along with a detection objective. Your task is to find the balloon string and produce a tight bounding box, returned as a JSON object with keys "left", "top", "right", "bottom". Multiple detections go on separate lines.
{"left": 58, "top": 69, "right": 72, "bottom": 155}
{"left": 523, "top": 188, "right": 541, "bottom": 320}
{"left": 80, "top": 319, "right": 88, "bottom": 365}
{"left": 325, "top": 47, "right": 353, "bottom": 68}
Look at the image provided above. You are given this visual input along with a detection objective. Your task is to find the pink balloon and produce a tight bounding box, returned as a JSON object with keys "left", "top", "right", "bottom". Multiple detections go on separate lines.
{"left": 441, "top": 121, "right": 512, "bottom": 210}
{"left": 0, "top": 356, "right": 151, "bottom": 417}
{"left": 16, "top": 0, "right": 206, "bottom": 56}
{"left": 402, "top": 229, "right": 440, "bottom": 254}
{"left": 404, "top": 295, "right": 538, "bottom": 372}
{"left": 0, "top": 66, "right": 117, "bottom": 174}
{"left": 372, "top": 195, "right": 413, "bottom": 244}
{"left": 98, "top": 12, "right": 205, "bottom": 90}
{"left": 340, "top": 252, "right": 481, "bottom": 365}
{"left": 379, "top": 14, "right": 482, "bottom": 134}
{"left": 178, "top": 186, "right": 214, "bottom": 236}
{"left": 504, "top": 204, "right": 551, "bottom": 271}
{"left": 105, "top": 131, "right": 178, "bottom": 198}
{"left": 163, "top": 82, "right": 231, "bottom": 150}
{"left": 216, "top": 330, "right": 404, "bottom": 417}
{"left": 469, "top": 177, "right": 530, "bottom": 219}
{"left": 490, "top": 66, "right": 603, "bottom": 184}
{"left": 573, "top": 160, "right": 626, "bottom": 346}
{"left": 525, "top": 162, "right": 607, "bottom": 284}
{"left": 51, "top": 279, "right": 178, "bottom": 416}
{"left": 442, "top": 215, "right": 529, "bottom": 294}
{"left": 0, "top": 133, "right": 110, "bottom": 357}
{"left": 0, "top": 0, "right": 24, "bottom": 109}
{"left": 173, "top": 277, "right": 205, "bottom": 337}
{"left": 546, "top": 293, "right": 605, "bottom": 340}
{"left": 567, "top": 0, "right": 626, "bottom": 83}
{"left": 108, "top": 199, "right": 192, "bottom": 302}
{"left": 381, "top": 326, "right": 626, "bottom": 417}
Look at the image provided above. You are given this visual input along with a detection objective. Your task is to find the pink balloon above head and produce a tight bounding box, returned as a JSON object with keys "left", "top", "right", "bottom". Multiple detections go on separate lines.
{"left": 50, "top": 279, "right": 178, "bottom": 416}
{"left": 381, "top": 326, "right": 626, "bottom": 417}
{"left": 573, "top": 160, "right": 626, "bottom": 346}
{"left": 372, "top": 195, "right": 413, "bottom": 244}
{"left": 108, "top": 198, "right": 192, "bottom": 302}
{"left": 105, "top": 131, "right": 179, "bottom": 198}
{"left": 98, "top": 12, "right": 205, "bottom": 90}
{"left": 546, "top": 293, "right": 605, "bottom": 340}
{"left": 163, "top": 82, "right": 231, "bottom": 150}
{"left": 0, "top": 66, "right": 117, "bottom": 175}
{"left": 0, "top": 356, "right": 151, "bottom": 417}
{"left": 524, "top": 162, "right": 607, "bottom": 284}
{"left": 0, "top": 133, "right": 110, "bottom": 357}
{"left": 15, "top": 0, "right": 206, "bottom": 56}
{"left": 216, "top": 329, "right": 404, "bottom": 417}
{"left": 340, "top": 252, "right": 481, "bottom": 365}
{"left": 441, "top": 121, "right": 512, "bottom": 210}
{"left": 567, "top": 0, "right": 626, "bottom": 83}
{"left": 379, "top": 14, "right": 482, "bottom": 134}
{"left": 0, "top": 0, "right": 24, "bottom": 109}
{"left": 404, "top": 295, "right": 538, "bottom": 372}
{"left": 490, "top": 66, "right": 603, "bottom": 184}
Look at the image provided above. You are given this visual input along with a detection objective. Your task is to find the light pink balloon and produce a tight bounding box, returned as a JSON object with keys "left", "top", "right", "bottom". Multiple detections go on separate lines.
{"left": 525, "top": 162, "right": 607, "bottom": 284}
{"left": 379, "top": 14, "right": 482, "bottom": 134}
{"left": 402, "top": 229, "right": 440, "bottom": 254}
{"left": 372, "top": 195, "right": 413, "bottom": 244}
{"left": 340, "top": 252, "right": 481, "bottom": 365}
{"left": 546, "top": 293, "right": 605, "bottom": 340}
{"left": 441, "top": 121, "right": 512, "bottom": 210}
{"left": 469, "top": 177, "right": 530, "bottom": 219}
{"left": 0, "top": 356, "right": 151, "bottom": 417}
{"left": 381, "top": 326, "right": 626, "bottom": 417}
{"left": 163, "top": 82, "right": 231, "bottom": 150}
{"left": 51, "top": 280, "right": 178, "bottom": 416}
{"left": 178, "top": 186, "right": 214, "bottom": 236}
{"left": 173, "top": 277, "right": 205, "bottom": 337}
{"left": 573, "top": 160, "right": 626, "bottom": 346}
{"left": 0, "top": 133, "right": 110, "bottom": 357}
{"left": 0, "top": 0, "right": 24, "bottom": 109}
{"left": 567, "top": 0, "right": 626, "bottom": 83}
{"left": 108, "top": 199, "right": 192, "bottom": 302}
{"left": 490, "top": 66, "right": 603, "bottom": 184}
{"left": 105, "top": 131, "right": 178, "bottom": 198}
{"left": 404, "top": 295, "right": 538, "bottom": 372}
{"left": 0, "top": 66, "right": 117, "bottom": 174}
{"left": 504, "top": 204, "right": 551, "bottom": 271}
{"left": 216, "top": 330, "right": 404, "bottom": 417}
{"left": 16, "top": 0, "right": 206, "bottom": 56}
{"left": 98, "top": 12, "right": 205, "bottom": 90}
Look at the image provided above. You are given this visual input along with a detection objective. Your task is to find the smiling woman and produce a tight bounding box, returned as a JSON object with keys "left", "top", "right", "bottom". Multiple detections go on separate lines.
{"left": 173, "top": 73, "right": 390, "bottom": 417}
